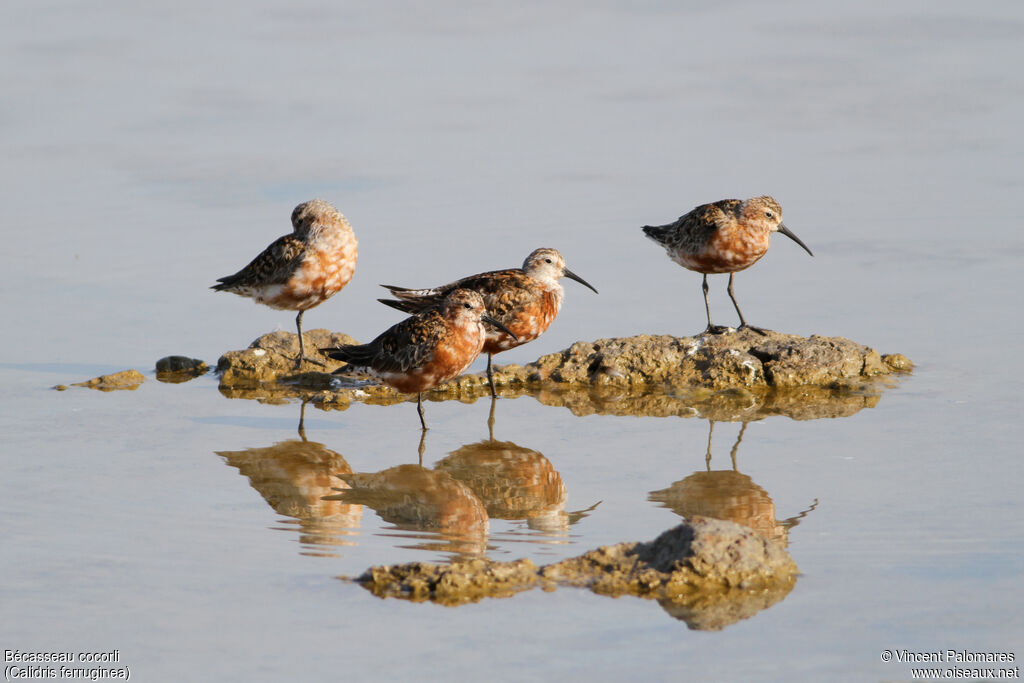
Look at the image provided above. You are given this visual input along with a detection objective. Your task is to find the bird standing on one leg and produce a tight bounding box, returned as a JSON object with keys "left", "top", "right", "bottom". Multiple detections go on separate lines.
{"left": 322, "top": 289, "right": 517, "bottom": 430}
{"left": 211, "top": 199, "right": 357, "bottom": 367}
{"left": 378, "top": 248, "right": 597, "bottom": 397}
{"left": 642, "top": 196, "right": 812, "bottom": 334}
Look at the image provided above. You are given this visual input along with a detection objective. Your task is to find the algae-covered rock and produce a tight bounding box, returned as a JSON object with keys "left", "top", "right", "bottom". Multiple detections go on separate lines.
{"left": 215, "top": 329, "right": 356, "bottom": 391}
{"left": 349, "top": 517, "right": 798, "bottom": 627}
{"left": 543, "top": 517, "right": 798, "bottom": 594}
{"left": 214, "top": 329, "right": 911, "bottom": 418}
{"left": 491, "top": 329, "right": 908, "bottom": 390}
{"left": 357, "top": 558, "right": 541, "bottom": 605}
{"left": 882, "top": 353, "right": 913, "bottom": 372}
{"left": 69, "top": 369, "right": 146, "bottom": 391}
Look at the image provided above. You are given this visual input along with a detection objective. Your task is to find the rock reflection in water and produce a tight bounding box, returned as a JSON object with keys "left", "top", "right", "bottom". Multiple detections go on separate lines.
{"left": 216, "top": 402, "right": 362, "bottom": 556}
{"left": 649, "top": 421, "right": 816, "bottom": 547}
{"left": 655, "top": 580, "right": 797, "bottom": 631}
{"left": 435, "top": 398, "right": 598, "bottom": 538}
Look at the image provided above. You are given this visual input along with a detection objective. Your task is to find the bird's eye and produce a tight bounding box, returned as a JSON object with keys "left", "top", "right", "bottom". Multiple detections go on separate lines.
{"left": 764, "top": 211, "right": 774, "bottom": 218}
{"left": 463, "top": 303, "right": 471, "bottom": 309}
{"left": 544, "top": 258, "right": 552, "bottom": 264}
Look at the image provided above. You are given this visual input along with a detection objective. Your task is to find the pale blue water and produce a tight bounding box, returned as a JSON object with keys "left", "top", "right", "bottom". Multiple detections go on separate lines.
{"left": 2, "top": 1, "right": 1022, "bottom": 681}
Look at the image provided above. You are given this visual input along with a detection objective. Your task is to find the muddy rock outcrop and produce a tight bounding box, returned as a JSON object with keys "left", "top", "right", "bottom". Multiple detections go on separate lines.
{"left": 489, "top": 329, "right": 910, "bottom": 389}
{"left": 543, "top": 516, "right": 798, "bottom": 594}
{"left": 215, "top": 329, "right": 356, "bottom": 394}
{"left": 350, "top": 517, "right": 798, "bottom": 628}
{"left": 61, "top": 369, "right": 146, "bottom": 391}
{"left": 214, "top": 329, "right": 911, "bottom": 417}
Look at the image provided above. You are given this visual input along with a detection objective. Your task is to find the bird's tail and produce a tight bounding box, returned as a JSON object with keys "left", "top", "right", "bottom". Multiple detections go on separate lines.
{"left": 378, "top": 284, "right": 444, "bottom": 312}
{"left": 381, "top": 284, "right": 445, "bottom": 299}
{"left": 322, "top": 344, "right": 376, "bottom": 370}
{"left": 377, "top": 298, "right": 424, "bottom": 314}
{"left": 210, "top": 275, "right": 237, "bottom": 291}
{"left": 641, "top": 223, "right": 673, "bottom": 243}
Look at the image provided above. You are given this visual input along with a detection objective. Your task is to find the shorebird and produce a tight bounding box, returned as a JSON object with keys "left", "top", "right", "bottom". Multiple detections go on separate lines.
{"left": 323, "top": 289, "right": 516, "bottom": 429}
{"left": 378, "top": 248, "right": 597, "bottom": 396}
{"left": 212, "top": 199, "right": 357, "bottom": 366}
{"left": 642, "top": 196, "right": 812, "bottom": 334}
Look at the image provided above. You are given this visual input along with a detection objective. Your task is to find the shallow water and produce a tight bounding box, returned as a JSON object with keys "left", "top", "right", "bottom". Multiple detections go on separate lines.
{"left": 3, "top": 1, "right": 1023, "bottom": 681}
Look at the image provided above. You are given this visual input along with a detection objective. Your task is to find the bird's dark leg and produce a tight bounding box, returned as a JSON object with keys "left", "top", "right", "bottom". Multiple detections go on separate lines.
{"left": 726, "top": 273, "right": 746, "bottom": 327}
{"left": 487, "top": 353, "right": 497, "bottom": 398}
{"left": 702, "top": 274, "right": 730, "bottom": 335}
{"left": 728, "top": 273, "right": 767, "bottom": 335}
{"left": 295, "top": 310, "right": 306, "bottom": 364}
{"left": 417, "top": 392, "right": 427, "bottom": 431}
{"left": 702, "top": 274, "right": 712, "bottom": 329}
{"left": 295, "top": 310, "right": 327, "bottom": 367}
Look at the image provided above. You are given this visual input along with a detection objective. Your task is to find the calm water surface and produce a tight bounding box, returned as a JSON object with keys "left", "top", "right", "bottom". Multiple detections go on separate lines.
{"left": 2, "top": 1, "right": 1022, "bottom": 681}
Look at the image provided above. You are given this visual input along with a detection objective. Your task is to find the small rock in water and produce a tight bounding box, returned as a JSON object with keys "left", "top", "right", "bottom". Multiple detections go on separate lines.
{"left": 155, "top": 355, "right": 209, "bottom": 383}
{"left": 70, "top": 369, "right": 146, "bottom": 391}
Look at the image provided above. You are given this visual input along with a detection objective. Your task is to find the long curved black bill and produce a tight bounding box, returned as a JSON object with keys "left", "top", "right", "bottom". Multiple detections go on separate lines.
{"left": 563, "top": 268, "right": 599, "bottom": 294}
{"left": 482, "top": 315, "right": 518, "bottom": 341}
{"left": 777, "top": 223, "right": 814, "bottom": 257}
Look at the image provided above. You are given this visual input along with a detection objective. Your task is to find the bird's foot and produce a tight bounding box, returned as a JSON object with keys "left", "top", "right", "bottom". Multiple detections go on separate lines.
{"left": 295, "top": 354, "right": 327, "bottom": 369}
{"left": 702, "top": 324, "right": 733, "bottom": 335}
{"left": 737, "top": 324, "right": 769, "bottom": 336}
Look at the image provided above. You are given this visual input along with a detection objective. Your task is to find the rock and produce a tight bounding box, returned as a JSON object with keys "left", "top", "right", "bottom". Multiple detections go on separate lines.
{"left": 215, "top": 329, "right": 357, "bottom": 392}
{"left": 357, "top": 558, "right": 541, "bottom": 605}
{"left": 70, "top": 369, "right": 146, "bottom": 391}
{"left": 490, "top": 329, "right": 907, "bottom": 390}
{"left": 350, "top": 517, "right": 798, "bottom": 627}
{"left": 882, "top": 353, "right": 913, "bottom": 372}
{"left": 214, "top": 329, "right": 911, "bottom": 419}
{"left": 155, "top": 355, "right": 208, "bottom": 383}
{"left": 543, "top": 517, "right": 798, "bottom": 593}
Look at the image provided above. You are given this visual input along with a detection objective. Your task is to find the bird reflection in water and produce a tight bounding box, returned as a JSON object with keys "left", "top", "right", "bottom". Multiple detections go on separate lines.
{"left": 435, "top": 397, "right": 599, "bottom": 539}
{"left": 324, "top": 429, "right": 490, "bottom": 555}
{"left": 645, "top": 420, "right": 815, "bottom": 630}
{"left": 326, "top": 398, "right": 599, "bottom": 555}
{"left": 216, "top": 401, "right": 362, "bottom": 557}
{"left": 649, "top": 420, "right": 817, "bottom": 546}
